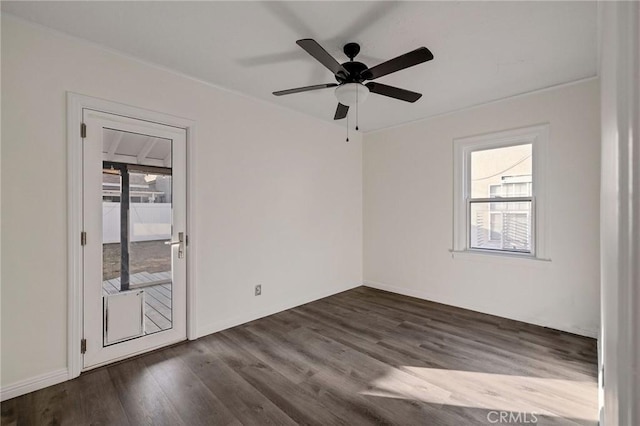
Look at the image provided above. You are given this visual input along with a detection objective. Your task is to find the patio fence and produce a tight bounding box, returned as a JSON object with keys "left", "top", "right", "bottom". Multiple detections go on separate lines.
{"left": 103, "top": 202, "right": 171, "bottom": 243}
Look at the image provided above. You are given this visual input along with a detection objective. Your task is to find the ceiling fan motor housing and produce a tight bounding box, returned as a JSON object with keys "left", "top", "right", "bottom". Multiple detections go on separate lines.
{"left": 336, "top": 61, "right": 370, "bottom": 83}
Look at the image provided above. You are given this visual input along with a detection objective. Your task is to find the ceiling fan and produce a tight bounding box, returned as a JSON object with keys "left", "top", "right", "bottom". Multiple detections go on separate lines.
{"left": 273, "top": 39, "right": 434, "bottom": 121}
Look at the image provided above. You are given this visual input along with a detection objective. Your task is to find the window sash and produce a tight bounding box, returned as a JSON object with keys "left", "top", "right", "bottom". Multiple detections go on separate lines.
{"left": 466, "top": 197, "right": 536, "bottom": 255}
{"left": 468, "top": 196, "right": 533, "bottom": 203}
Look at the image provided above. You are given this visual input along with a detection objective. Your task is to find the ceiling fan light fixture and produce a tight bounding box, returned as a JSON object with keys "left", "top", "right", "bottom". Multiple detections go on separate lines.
{"left": 334, "top": 83, "right": 369, "bottom": 107}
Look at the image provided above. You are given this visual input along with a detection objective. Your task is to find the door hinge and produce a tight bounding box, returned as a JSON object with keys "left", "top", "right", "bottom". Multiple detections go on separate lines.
{"left": 81, "top": 231, "right": 87, "bottom": 246}
{"left": 80, "top": 338, "right": 87, "bottom": 354}
{"left": 80, "top": 122, "right": 87, "bottom": 138}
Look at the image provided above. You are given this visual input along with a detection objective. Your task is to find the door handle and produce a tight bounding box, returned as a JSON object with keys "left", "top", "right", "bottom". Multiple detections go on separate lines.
{"left": 165, "top": 232, "right": 185, "bottom": 258}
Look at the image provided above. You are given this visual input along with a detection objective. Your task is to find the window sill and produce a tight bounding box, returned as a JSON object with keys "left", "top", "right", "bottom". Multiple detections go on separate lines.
{"left": 450, "top": 249, "right": 551, "bottom": 266}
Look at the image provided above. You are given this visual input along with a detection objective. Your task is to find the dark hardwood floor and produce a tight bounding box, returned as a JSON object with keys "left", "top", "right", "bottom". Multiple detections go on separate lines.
{"left": 1, "top": 287, "right": 598, "bottom": 425}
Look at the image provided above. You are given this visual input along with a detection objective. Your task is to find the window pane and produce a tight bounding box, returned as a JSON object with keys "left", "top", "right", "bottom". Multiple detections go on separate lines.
{"left": 470, "top": 201, "right": 532, "bottom": 253}
{"left": 470, "top": 144, "right": 532, "bottom": 198}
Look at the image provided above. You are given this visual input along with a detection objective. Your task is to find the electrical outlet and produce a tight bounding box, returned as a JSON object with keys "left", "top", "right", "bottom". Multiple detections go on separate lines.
{"left": 255, "top": 285, "right": 262, "bottom": 296}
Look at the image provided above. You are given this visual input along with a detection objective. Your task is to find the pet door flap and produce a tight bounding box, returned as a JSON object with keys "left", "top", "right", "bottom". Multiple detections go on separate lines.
{"left": 104, "top": 291, "right": 144, "bottom": 345}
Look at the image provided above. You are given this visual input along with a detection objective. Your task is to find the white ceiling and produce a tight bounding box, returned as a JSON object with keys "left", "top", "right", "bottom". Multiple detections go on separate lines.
{"left": 2, "top": 1, "right": 598, "bottom": 132}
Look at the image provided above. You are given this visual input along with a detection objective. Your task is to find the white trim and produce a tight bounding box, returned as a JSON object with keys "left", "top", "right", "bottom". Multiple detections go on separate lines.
{"left": 452, "top": 124, "right": 549, "bottom": 261}
{"left": 66, "top": 92, "right": 197, "bottom": 379}
{"left": 363, "top": 280, "right": 598, "bottom": 339}
{"left": 1, "top": 369, "right": 69, "bottom": 402}
{"left": 197, "top": 283, "right": 362, "bottom": 338}
{"left": 365, "top": 77, "right": 598, "bottom": 135}
{"left": 450, "top": 249, "right": 551, "bottom": 265}
{"left": 186, "top": 125, "right": 198, "bottom": 340}
{"left": 66, "top": 94, "right": 83, "bottom": 380}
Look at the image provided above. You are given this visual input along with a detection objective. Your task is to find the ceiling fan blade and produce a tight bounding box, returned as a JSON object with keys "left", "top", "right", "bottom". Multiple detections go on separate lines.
{"left": 334, "top": 103, "right": 349, "bottom": 120}
{"left": 297, "top": 39, "right": 349, "bottom": 78}
{"left": 273, "top": 83, "right": 338, "bottom": 96}
{"left": 366, "top": 82, "right": 422, "bottom": 103}
{"left": 363, "top": 47, "right": 433, "bottom": 80}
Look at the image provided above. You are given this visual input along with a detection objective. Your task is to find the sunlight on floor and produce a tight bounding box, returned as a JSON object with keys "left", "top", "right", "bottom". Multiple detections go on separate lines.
{"left": 360, "top": 366, "right": 598, "bottom": 422}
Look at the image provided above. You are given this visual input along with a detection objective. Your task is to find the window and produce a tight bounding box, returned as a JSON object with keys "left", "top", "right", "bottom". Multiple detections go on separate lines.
{"left": 453, "top": 125, "right": 548, "bottom": 259}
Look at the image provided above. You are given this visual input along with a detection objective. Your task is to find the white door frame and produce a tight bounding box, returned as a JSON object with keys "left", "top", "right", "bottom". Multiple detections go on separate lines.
{"left": 66, "top": 92, "right": 198, "bottom": 380}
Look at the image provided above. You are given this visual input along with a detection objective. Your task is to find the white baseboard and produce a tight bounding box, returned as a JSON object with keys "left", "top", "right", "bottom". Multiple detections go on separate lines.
{"left": 363, "top": 280, "right": 598, "bottom": 339}
{"left": 1, "top": 368, "right": 69, "bottom": 402}
{"left": 197, "top": 282, "right": 362, "bottom": 338}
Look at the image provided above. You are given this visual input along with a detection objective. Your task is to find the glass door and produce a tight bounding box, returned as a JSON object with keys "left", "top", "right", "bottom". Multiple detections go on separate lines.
{"left": 83, "top": 110, "right": 186, "bottom": 369}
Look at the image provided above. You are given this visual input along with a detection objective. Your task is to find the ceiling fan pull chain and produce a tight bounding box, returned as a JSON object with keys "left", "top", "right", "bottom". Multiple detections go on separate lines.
{"left": 356, "top": 87, "right": 359, "bottom": 131}
{"left": 346, "top": 113, "right": 349, "bottom": 142}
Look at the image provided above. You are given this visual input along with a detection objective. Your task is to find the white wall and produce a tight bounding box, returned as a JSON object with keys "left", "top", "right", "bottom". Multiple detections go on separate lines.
{"left": 364, "top": 78, "right": 600, "bottom": 337}
{"left": 0, "top": 16, "right": 362, "bottom": 390}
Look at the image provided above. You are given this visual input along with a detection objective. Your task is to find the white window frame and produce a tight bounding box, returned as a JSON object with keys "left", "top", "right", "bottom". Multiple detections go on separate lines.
{"left": 452, "top": 124, "right": 549, "bottom": 260}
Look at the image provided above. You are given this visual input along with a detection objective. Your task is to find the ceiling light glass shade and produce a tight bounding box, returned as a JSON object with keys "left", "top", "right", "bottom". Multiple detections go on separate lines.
{"left": 334, "top": 83, "right": 370, "bottom": 107}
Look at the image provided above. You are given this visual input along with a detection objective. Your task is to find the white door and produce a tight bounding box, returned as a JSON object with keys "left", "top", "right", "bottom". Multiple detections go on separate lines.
{"left": 82, "top": 109, "right": 187, "bottom": 370}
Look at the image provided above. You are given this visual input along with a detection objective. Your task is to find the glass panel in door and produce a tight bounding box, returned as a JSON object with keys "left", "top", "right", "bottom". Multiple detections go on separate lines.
{"left": 101, "top": 129, "right": 174, "bottom": 345}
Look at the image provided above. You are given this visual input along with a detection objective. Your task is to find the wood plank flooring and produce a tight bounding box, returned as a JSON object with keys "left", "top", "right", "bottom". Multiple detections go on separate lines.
{"left": 1, "top": 287, "right": 598, "bottom": 426}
